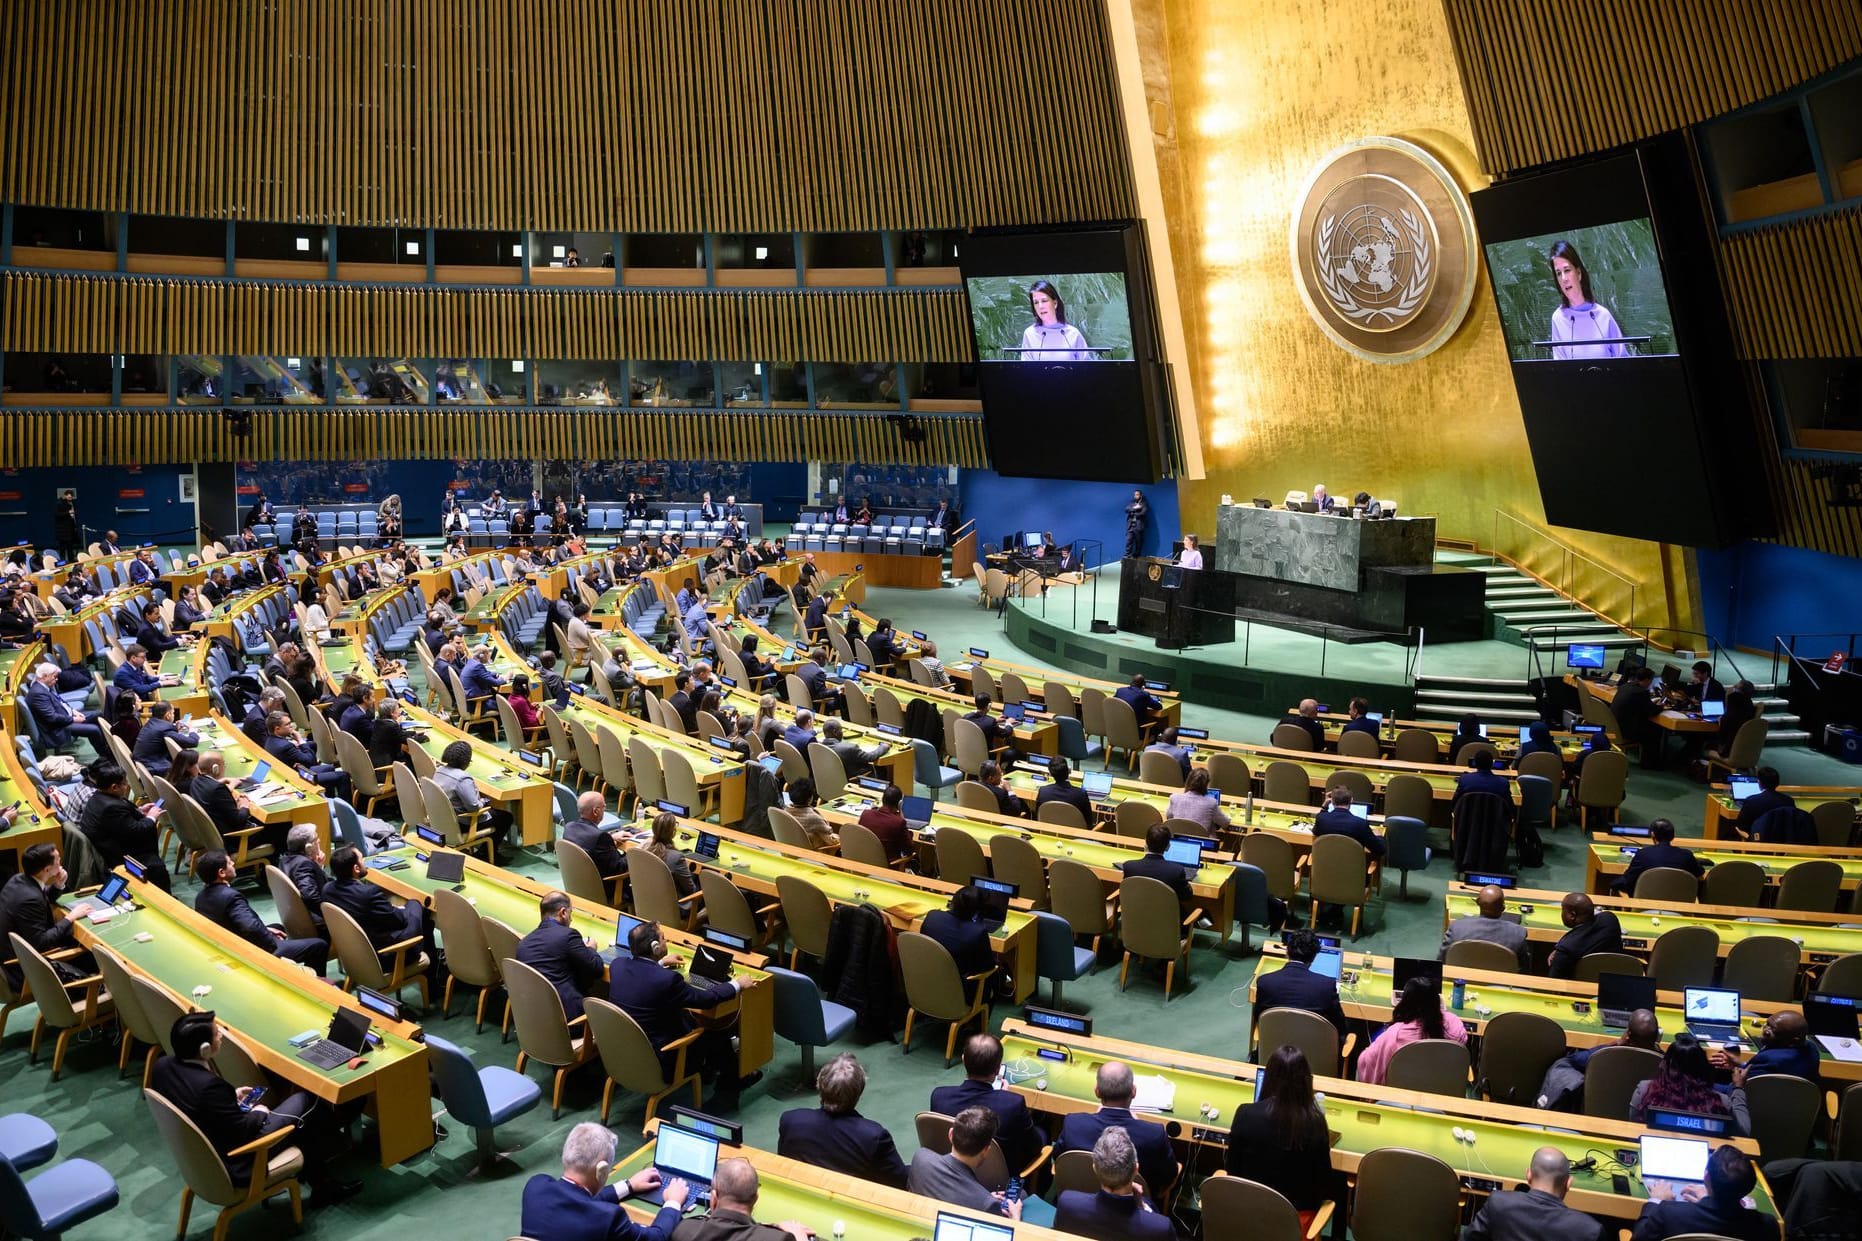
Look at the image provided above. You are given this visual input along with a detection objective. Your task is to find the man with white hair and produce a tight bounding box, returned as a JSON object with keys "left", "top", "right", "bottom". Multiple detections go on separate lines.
{"left": 24, "top": 661, "right": 106, "bottom": 754}
{"left": 564, "top": 790, "right": 629, "bottom": 880}
{"left": 1052, "top": 1127, "right": 1173, "bottom": 1239}
{"left": 519, "top": 1121, "right": 687, "bottom": 1241}
{"left": 1312, "top": 483, "right": 1334, "bottom": 513}
{"left": 279, "top": 823, "right": 331, "bottom": 926}
{"left": 670, "top": 1156, "right": 812, "bottom": 1241}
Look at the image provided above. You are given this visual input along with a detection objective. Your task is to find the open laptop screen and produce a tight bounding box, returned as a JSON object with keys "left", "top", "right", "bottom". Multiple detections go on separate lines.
{"left": 1639, "top": 1134, "right": 1711, "bottom": 1182}
{"left": 1684, "top": 987, "right": 1740, "bottom": 1025}
{"left": 1726, "top": 776, "right": 1761, "bottom": 803}
{"left": 653, "top": 1124, "right": 721, "bottom": 1184}
{"left": 1082, "top": 772, "right": 1113, "bottom": 799}
{"left": 1162, "top": 838, "right": 1203, "bottom": 868}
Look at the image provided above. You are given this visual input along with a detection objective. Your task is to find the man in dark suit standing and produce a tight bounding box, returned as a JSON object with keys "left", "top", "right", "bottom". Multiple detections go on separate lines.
{"left": 1610, "top": 818, "right": 1702, "bottom": 895}
{"left": 149, "top": 1011, "right": 359, "bottom": 1205}
{"left": 776, "top": 1053, "right": 907, "bottom": 1189}
{"left": 193, "top": 849, "right": 327, "bottom": 974}
{"left": 518, "top": 1122, "right": 688, "bottom": 1241}
{"left": 515, "top": 890, "right": 607, "bottom": 1020}
{"left": 0, "top": 843, "right": 94, "bottom": 985}
{"left": 1034, "top": 756, "right": 1095, "bottom": 822}
{"left": 1614, "top": 668, "right": 1665, "bottom": 769}
{"left": 1121, "top": 823, "right": 1195, "bottom": 905}
{"left": 1051, "top": 1060, "right": 1179, "bottom": 1202}
{"left": 1629, "top": 1146, "right": 1777, "bottom": 1241}
{"left": 1253, "top": 929, "right": 1347, "bottom": 1037}
{"left": 929, "top": 1034, "right": 1042, "bottom": 1170}
{"left": 608, "top": 920, "right": 757, "bottom": 1095}
{"left": 1464, "top": 1148, "right": 1609, "bottom": 1241}
{"left": 1732, "top": 766, "right": 1794, "bottom": 840}
{"left": 1114, "top": 674, "right": 1162, "bottom": 731}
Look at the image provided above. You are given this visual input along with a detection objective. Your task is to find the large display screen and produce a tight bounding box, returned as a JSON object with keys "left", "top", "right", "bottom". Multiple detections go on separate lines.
{"left": 1484, "top": 219, "right": 1678, "bottom": 362}
{"left": 1471, "top": 142, "right": 1770, "bottom": 548}
{"left": 961, "top": 225, "right": 1165, "bottom": 483}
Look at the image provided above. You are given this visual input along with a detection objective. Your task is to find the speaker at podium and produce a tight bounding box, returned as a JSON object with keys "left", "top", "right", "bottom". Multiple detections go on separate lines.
{"left": 1116, "top": 556, "right": 1236, "bottom": 649}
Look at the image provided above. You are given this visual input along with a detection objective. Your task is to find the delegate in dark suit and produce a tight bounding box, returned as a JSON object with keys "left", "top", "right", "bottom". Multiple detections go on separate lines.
{"left": 1612, "top": 842, "right": 1702, "bottom": 895}
{"left": 1115, "top": 683, "right": 1162, "bottom": 728}
{"left": 564, "top": 820, "right": 629, "bottom": 879}
{"left": 919, "top": 909, "right": 995, "bottom": 978}
{"left": 1452, "top": 770, "right": 1515, "bottom": 820}
{"left": 196, "top": 881, "right": 328, "bottom": 973}
{"left": 1053, "top": 1109, "right": 1178, "bottom": 1198}
{"left": 1313, "top": 806, "right": 1386, "bottom": 858}
{"left": 280, "top": 852, "right": 329, "bottom": 922}
{"left": 1547, "top": 910, "right": 1624, "bottom": 979}
{"left": 1035, "top": 779, "right": 1094, "bottom": 822}
{"left": 1120, "top": 853, "right": 1193, "bottom": 903}
{"left": 148, "top": 1055, "right": 310, "bottom": 1185}
{"left": 516, "top": 917, "right": 607, "bottom": 1020}
{"left": 607, "top": 955, "right": 736, "bottom": 1077}
{"left": 78, "top": 792, "right": 171, "bottom": 888}
{"left": 775, "top": 1106, "right": 907, "bottom": 1189}
{"left": 133, "top": 717, "right": 198, "bottom": 775}
{"left": 0, "top": 872, "right": 84, "bottom": 984}
{"left": 321, "top": 875, "right": 426, "bottom": 957}
{"left": 928, "top": 1077, "right": 1041, "bottom": 1170}
{"left": 1276, "top": 713, "right": 1326, "bottom": 750}
{"left": 1630, "top": 1197, "right": 1778, "bottom": 1241}
{"left": 1253, "top": 958, "right": 1348, "bottom": 1034}
{"left": 1465, "top": 1188, "right": 1609, "bottom": 1241}
{"left": 1052, "top": 1190, "right": 1174, "bottom": 1240}
{"left": 518, "top": 1174, "right": 682, "bottom": 1241}
{"left": 25, "top": 679, "right": 105, "bottom": 750}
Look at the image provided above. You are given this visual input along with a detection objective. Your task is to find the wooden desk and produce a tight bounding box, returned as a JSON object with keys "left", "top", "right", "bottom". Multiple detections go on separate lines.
{"left": 1297, "top": 710, "right": 1585, "bottom": 763}
{"left": 1445, "top": 882, "right": 1862, "bottom": 975}
{"left": 1585, "top": 832, "right": 1862, "bottom": 895}
{"left": 191, "top": 712, "right": 334, "bottom": 852}
{"left": 996, "top": 1020, "right": 1773, "bottom": 1222}
{"left": 1704, "top": 784, "right": 1861, "bottom": 840}
{"left": 558, "top": 695, "right": 750, "bottom": 827}
{"left": 195, "top": 582, "right": 285, "bottom": 646}
{"left": 656, "top": 819, "right": 1039, "bottom": 1003}
{"left": 398, "top": 705, "right": 555, "bottom": 845}
{"left": 1251, "top": 942, "right": 1862, "bottom": 1082}
{"left": 860, "top": 671, "right": 1061, "bottom": 757}
{"left": 1567, "top": 675, "right": 1717, "bottom": 735}
{"left": 365, "top": 846, "right": 772, "bottom": 1077}
{"left": 615, "top": 1123, "right": 1081, "bottom": 1240}
{"left": 66, "top": 875, "right": 434, "bottom": 1166}
{"left": 946, "top": 654, "right": 1183, "bottom": 729}
{"left": 819, "top": 792, "right": 1242, "bottom": 942}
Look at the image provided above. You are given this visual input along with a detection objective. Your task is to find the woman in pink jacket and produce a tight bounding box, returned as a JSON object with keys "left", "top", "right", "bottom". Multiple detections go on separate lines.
{"left": 1355, "top": 977, "right": 1468, "bottom": 1086}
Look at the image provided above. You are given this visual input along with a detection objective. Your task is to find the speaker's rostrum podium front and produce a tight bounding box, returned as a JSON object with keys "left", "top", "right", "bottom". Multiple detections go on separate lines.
{"left": 1117, "top": 557, "right": 1236, "bottom": 648}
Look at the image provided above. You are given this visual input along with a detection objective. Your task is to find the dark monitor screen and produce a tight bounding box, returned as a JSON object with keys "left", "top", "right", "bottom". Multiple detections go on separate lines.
{"left": 962, "top": 224, "right": 1166, "bottom": 484}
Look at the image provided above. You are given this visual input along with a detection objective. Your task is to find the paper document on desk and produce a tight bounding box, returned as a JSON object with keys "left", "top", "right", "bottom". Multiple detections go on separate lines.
{"left": 251, "top": 786, "right": 298, "bottom": 805}
{"left": 1817, "top": 1035, "right": 1862, "bottom": 1062}
{"left": 1130, "top": 1073, "right": 1176, "bottom": 1114}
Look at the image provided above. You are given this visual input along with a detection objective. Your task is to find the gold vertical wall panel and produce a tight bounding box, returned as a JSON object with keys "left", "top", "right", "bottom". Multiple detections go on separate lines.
{"left": 1718, "top": 206, "right": 1862, "bottom": 360}
{"left": 1441, "top": 0, "right": 1862, "bottom": 175}
{"left": 0, "top": 272, "right": 974, "bottom": 362}
{"left": 0, "top": 0, "right": 1131, "bottom": 229}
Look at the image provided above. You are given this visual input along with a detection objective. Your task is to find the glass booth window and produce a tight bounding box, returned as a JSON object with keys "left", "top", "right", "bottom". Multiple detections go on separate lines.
{"left": 532, "top": 231, "right": 612, "bottom": 269}
{"left": 11, "top": 206, "right": 115, "bottom": 252}
{"left": 536, "top": 360, "right": 623, "bottom": 406}
{"left": 631, "top": 361, "right": 714, "bottom": 407}
{"left": 178, "top": 356, "right": 225, "bottom": 404}
{"left": 814, "top": 362, "right": 897, "bottom": 409}
{"left": 719, "top": 362, "right": 764, "bottom": 407}
{"left": 434, "top": 230, "right": 521, "bottom": 267}
{"left": 0, "top": 352, "right": 112, "bottom": 395}
{"left": 481, "top": 359, "right": 528, "bottom": 403}
{"left": 769, "top": 360, "right": 809, "bottom": 408}
{"left": 334, "top": 358, "right": 428, "bottom": 404}
{"left": 230, "top": 356, "right": 325, "bottom": 404}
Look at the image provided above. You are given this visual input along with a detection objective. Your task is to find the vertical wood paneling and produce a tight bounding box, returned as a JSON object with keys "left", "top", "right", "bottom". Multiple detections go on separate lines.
{"left": 0, "top": 0, "right": 1131, "bottom": 229}
{"left": 1718, "top": 207, "right": 1862, "bottom": 360}
{"left": 1442, "top": 0, "right": 1862, "bottom": 175}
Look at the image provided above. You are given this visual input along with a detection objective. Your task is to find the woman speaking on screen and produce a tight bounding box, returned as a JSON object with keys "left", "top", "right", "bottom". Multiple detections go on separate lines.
{"left": 1017, "top": 279, "right": 1095, "bottom": 361}
{"left": 1546, "top": 240, "right": 1629, "bottom": 360}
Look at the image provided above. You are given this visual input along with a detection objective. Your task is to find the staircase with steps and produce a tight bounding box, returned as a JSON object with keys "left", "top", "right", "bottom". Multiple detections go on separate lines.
{"left": 1420, "top": 550, "right": 1809, "bottom": 745}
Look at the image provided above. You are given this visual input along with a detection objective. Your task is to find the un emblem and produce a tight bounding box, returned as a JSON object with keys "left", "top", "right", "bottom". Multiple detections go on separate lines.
{"left": 1291, "top": 137, "right": 1476, "bottom": 364}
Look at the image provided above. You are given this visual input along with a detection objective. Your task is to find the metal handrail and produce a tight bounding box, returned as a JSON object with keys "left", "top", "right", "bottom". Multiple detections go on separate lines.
{"left": 1772, "top": 632, "right": 1859, "bottom": 690}
{"left": 1488, "top": 509, "right": 1639, "bottom": 630}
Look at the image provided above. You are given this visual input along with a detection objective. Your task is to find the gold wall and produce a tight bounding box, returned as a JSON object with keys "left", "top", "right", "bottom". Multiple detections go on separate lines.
{"left": 1131, "top": 0, "right": 1695, "bottom": 633}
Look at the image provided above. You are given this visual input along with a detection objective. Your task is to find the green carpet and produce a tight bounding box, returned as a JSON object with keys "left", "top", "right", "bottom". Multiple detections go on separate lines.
{"left": 7, "top": 575, "right": 1855, "bottom": 1240}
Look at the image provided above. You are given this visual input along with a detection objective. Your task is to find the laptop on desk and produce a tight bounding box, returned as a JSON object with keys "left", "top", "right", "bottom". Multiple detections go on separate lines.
{"left": 1162, "top": 837, "right": 1204, "bottom": 872}
{"left": 1597, "top": 972, "right": 1657, "bottom": 1029}
{"left": 933, "top": 1212, "right": 1014, "bottom": 1241}
{"left": 631, "top": 1124, "right": 720, "bottom": 1208}
{"left": 234, "top": 760, "right": 272, "bottom": 792}
{"left": 1726, "top": 775, "right": 1761, "bottom": 804}
{"left": 970, "top": 875, "right": 1016, "bottom": 926}
{"left": 901, "top": 795, "right": 935, "bottom": 830}
{"left": 1391, "top": 957, "right": 1444, "bottom": 1002}
{"left": 296, "top": 1007, "right": 372, "bottom": 1070}
{"left": 1639, "top": 1134, "right": 1712, "bottom": 1202}
{"left": 1700, "top": 699, "right": 1725, "bottom": 720}
{"left": 599, "top": 912, "right": 648, "bottom": 964}
{"left": 1683, "top": 987, "right": 1744, "bottom": 1041}
{"left": 1082, "top": 772, "right": 1113, "bottom": 803}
